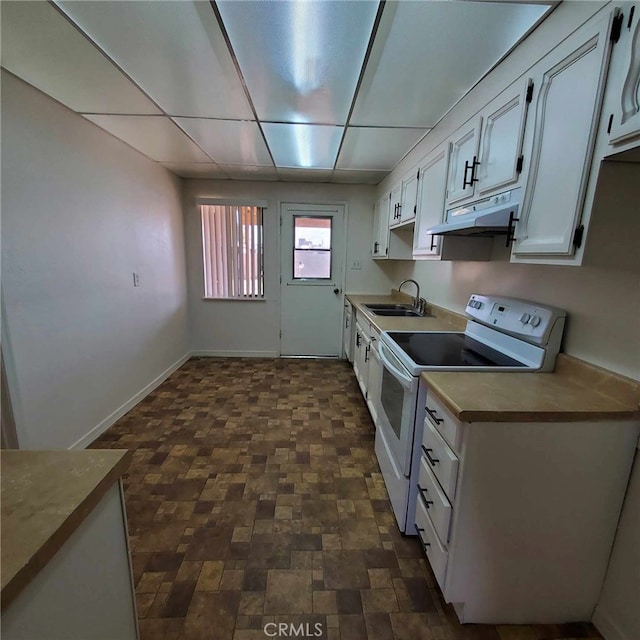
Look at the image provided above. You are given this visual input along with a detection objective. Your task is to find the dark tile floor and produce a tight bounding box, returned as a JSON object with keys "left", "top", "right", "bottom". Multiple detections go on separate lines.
{"left": 91, "top": 357, "right": 602, "bottom": 640}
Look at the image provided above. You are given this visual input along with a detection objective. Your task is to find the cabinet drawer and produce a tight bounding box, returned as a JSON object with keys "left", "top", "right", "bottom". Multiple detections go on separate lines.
{"left": 425, "top": 391, "right": 463, "bottom": 452}
{"left": 422, "top": 418, "right": 459, "bottom": 502}
{"left": 417, "top": 456, "right": 452, "bottom": 544}
{"left": 415, "top": 489, "right": 448, "bottom": 592}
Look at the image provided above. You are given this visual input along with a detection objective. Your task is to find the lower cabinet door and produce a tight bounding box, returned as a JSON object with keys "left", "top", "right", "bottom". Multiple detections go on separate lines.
{"left": 415, "top": 490, "right": 448, "bottom": 592}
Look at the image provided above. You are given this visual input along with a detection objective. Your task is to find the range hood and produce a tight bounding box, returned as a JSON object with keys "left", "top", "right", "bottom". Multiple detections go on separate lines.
{"left": 428, "top": 188, "right": 521, "bottom": 236}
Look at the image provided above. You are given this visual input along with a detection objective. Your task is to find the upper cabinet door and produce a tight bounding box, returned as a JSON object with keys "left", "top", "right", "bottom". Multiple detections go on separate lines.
{"left": 475, "top": 79, "right": 532, "bottom": 196}
{"left": 372, "top": 195, "right": 390, "bottom": 258}
{"left": 608, "top": 2, "right": 640, "bottom": 146}
{"left": 398, "top": 168, "right": 420, "bottom": 225}
{"left": 413, "top": 144, "right": 450, "bottom": 257}
{"left": 511, "top": 12, "right": 612, "bottom": 258}
{"left": 446, "top": 116, "right": 482, "bottom": 206}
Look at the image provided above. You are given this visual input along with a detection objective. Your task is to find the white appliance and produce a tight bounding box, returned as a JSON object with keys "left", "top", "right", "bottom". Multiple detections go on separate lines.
{"left": 427, "top": 187, "right": 520, "bottom": 237}
{"left": 374, "top": 294, "right": 566, "bottom": 533}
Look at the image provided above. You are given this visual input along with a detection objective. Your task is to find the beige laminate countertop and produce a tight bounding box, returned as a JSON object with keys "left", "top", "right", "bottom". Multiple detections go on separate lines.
{"left": 346, "top": 293, "right": 640, "bottom": 423}
{"left": 1, "top": 449, "right": 132, "bottom": 610}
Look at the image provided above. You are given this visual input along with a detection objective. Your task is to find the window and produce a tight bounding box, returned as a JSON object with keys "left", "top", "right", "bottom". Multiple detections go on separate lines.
{"left": 200, "top": 204, "right": 264, "bottom": 299}
{"left": 292, "top": 216, "right": 332, "bottom": 279}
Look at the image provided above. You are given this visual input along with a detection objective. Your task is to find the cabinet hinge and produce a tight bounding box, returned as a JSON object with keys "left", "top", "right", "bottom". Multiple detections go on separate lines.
{"left": 628, "top": 6, "right": 636, "bottom": 30}
{"left": 516, "top": 155, "right": 524, "bottom": 174}
{"left": 413, "top": 205, "right": 417, "bottom": 214}
{"left": 572, "top": 224, "right": 585, "bottom": 249}
{"left": 525, "top": 80, "right": 534, "bottom": 103}
{"left": 279, "top": 330, "right": 282, "bottom": 339}
{"left": 416, "top": 169, "right": 420, "bottom": 180}
{"left": 611, "top": 11, "right": 624, "bottom": 43}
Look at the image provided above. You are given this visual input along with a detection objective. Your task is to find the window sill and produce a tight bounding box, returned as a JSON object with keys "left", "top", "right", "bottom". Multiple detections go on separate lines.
{"left": 202, "top": 297, "right": 267, "bottom": 302}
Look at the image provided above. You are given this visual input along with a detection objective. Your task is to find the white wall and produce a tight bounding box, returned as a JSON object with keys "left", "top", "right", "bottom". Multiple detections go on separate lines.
{"left": 1, "top": 72, "right": 190, "bottom": 449}
{"left": 182, "top": 180, "right": 396, "bottom": 355}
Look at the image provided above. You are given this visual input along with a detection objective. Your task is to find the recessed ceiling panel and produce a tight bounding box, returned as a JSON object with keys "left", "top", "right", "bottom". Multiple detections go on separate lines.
{"left": 352, "top": 1, "right": 550, "bottom": 127}
{"left": 219, "top": 165, "right": 279, "bottom": 181}
{"left": 337, "top": 127, "right": 429, "bottom": 171}
{"left": 83, "top": 115, "right": 211, "bottom": 163}
{"left": 0, "top": 1, "right": 160, "bottom": 115}
{"left": 331, "top": 170, "right": 388, "bottom": 185}
{"left": 172, "top": 118, "right": 273, "bottom": 166}
{"left": 263, "top": 123, "right": 343, "bottom": 170}
{"left": 216, "top": 0, "right": 379, "bottom": 125}
{"left": 277, "top": 169, "right": 334, "bottom": 183}
{"left": 55, "top": 1, "right": 253, "bottom": 119}
{"left": 161, "top": 163, "right": 227, "bottom": 179}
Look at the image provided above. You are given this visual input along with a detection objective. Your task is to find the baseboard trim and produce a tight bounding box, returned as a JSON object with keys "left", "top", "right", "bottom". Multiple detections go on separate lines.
{"left": 190, "top": 350, "right": 279, "bottom": 358}
{"left": 70, "top": 352, "right": 191, "bottom": 450}
{"left": 593, "top": 604, "right": 629, "bottom": 640}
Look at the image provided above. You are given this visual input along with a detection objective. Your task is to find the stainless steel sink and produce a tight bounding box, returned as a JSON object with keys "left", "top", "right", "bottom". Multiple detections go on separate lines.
{"left": 364, "top": 303, "right": 415, "bottom": 311}
{"left": 364, "top": 303, "right": 432, "bottom": 318}
{"left": 371, "top": 309, "right": 424, "bottom": 317}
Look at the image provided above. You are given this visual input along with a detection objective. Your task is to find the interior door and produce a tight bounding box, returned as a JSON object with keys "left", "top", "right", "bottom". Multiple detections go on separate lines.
{"left": 280, "top": 203, "right": 345, "bottom": 356}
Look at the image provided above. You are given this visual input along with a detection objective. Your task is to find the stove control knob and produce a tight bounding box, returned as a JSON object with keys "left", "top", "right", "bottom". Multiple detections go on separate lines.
{"left": 520, "top": 313, "right": 531, "bottom": 324}
{"left": 530, "top": 315, "right": 542, "bottom": 328}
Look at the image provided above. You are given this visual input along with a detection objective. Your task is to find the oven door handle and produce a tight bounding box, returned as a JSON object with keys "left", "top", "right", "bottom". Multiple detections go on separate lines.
{"left": 378, "top": 341, "right": 414, "bottom": 390}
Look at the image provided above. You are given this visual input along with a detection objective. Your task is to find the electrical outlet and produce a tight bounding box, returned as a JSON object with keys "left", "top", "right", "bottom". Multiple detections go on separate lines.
{"left": 351, "top": 260, "right": 362, "bottom": 270}
{"left": 133, "top": 272, "right": 140, "bottom": 287}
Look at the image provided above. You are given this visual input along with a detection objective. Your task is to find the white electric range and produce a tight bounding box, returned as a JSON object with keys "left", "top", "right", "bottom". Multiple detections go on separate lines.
{"left": 372, "top": 294, "right": 566, "bottom": 533}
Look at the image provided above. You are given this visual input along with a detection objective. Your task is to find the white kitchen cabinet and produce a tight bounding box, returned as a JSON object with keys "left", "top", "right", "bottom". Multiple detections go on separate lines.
{"left": 413, "top": 386, "right": 639, "bottom": 624}
{"left": 393, "top": 166, "right": 420, "bottom": 227}
{"left": 475, "top": 79, "right": 532, "bottom": 196}
{"left": 510, "top": 12, "right": 613, "bottom": 260}
{"left": 365, "top": 326, "right": 382, "bottom": 426}
{"left": 606, "top": 2, "right": 640, "bottom": 148}
{"left": 372, "top": 194, "right": 390, "bottom": 258}
{"left": 445, "top": 116, "right": 482, "bottom": 206}
{"left": 343, "top": 299, "right": 354, "bottom": 362}
{"left": 389, "top": 182, "right": 402, "bottom": 226}
{"left": 352, "top": 318, "right": 370, "bottom": 398}
{"left": 413, "top": 142, "right": 493, "bottom": 261}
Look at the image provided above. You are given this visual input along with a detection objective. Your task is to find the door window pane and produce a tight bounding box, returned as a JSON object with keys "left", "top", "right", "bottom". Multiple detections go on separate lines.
{"left": 293, "top": 216, "right": 332, "bottom": 279}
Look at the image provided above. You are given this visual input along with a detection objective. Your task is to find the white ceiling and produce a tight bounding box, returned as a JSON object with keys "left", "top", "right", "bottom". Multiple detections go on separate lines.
{"left": 1, "top": 0, "right": 552, "bottom": 184}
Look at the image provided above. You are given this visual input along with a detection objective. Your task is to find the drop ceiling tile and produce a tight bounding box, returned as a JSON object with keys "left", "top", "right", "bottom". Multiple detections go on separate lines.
{"left": 351, "top": 1, "right": 550, "bottom": 127}
{"left": 331, "top": 170, "right": 388, "bottom": 185}
{"left": 218, "top": 165, "right": 279, "bottom": 181}
{"left": 216, "top": 0, "right": 379, "bottom": 124}
{"left": 337, "top": 127, "right": 429, "bottom": 172}
{"left": 55, "top": 0, "right": 253, "bottom": 119}
{"left": 83, "top": 115, "right": 210, "bottom": 163}
{"left": 277, "top": 169, "right": 334, "bottom": 183}
{"left": 172, "top": 118, "right": 273, "bottom": 166}
{"left": 1, "top": 1, "right": 160, "bottom": 115}
{"left": 262, "top": 123, "right": 343, "bottom": 170}
{"left": 161, "top": 163, "right": 227, "bottom": 179}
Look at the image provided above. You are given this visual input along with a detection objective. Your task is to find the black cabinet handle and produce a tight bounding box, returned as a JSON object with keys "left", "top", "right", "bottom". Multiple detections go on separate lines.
{"left": 505, "top": 210, "right": 520, "bottom": 247}
{"left": 425, "top": 405, "right": 443, "bottom": 425}
{"left": 429, "top": 235, "right": 437, "bottom": 251}
{"left": 364, "top": 345, "right": 370, "bottom": 363}
{"left": 356, "top": 333, "right": 361, "bottom": 347}
{"left": 417, "top": 484, "right": 434, "bottom": 509}
{"left": 373, "top": 241, "right": 379, "bottom": 254}
{"left": 414, "top": 524, "right": 430, "bottom": 548}
{"left": 463, "top": 155, "right": 480, "bottom": 188}
{"left": 421, "top": 445, "right": 439, "bottom": 467}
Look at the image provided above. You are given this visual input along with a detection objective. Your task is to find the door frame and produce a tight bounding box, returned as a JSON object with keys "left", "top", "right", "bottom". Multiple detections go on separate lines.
{"left": 277, "top": 200, "right": 349, "bottom": 357}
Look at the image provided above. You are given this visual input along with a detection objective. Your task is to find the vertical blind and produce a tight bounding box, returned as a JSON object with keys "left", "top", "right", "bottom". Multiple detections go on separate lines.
{"left": 200, "top": 205, "right": 264, "bottom": 298}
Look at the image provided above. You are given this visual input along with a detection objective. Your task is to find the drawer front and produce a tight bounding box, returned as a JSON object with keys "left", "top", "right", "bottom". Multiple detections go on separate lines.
{"left": 417, "top": 456, "right": 452, "bottom": 544}
{"left": 415, "top": 490, "right": 448, "bottom": 592}
{"left": 425, "top": 391, "right": 462, "bottom": 452}
{"left": 422, "top": 418, "right": 459, "bottom": 502}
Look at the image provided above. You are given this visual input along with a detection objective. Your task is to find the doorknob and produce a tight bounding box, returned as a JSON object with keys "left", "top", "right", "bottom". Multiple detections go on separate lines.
{"left": 333, "top": 288, "right": 341, "bottom": 295}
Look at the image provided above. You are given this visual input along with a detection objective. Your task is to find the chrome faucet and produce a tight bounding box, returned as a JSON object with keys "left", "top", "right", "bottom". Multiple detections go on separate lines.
{"left": 398, "top": 279, "right": 421, "bottom": 308}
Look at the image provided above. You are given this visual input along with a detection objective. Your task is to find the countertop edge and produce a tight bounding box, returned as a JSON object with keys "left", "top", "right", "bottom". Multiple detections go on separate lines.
{"left": 1, "top": 449, "right": 133, "bottom": 611}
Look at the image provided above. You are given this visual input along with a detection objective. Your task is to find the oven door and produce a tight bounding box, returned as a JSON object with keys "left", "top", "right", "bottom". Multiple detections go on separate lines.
{"left": 376, "top": 340, "right": 419, "bottom": 477}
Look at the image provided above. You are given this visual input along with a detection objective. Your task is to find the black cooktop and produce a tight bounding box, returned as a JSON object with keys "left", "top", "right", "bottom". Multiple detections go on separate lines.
{"left": 387, "top": 331, "right": 528, "bottom": 368}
